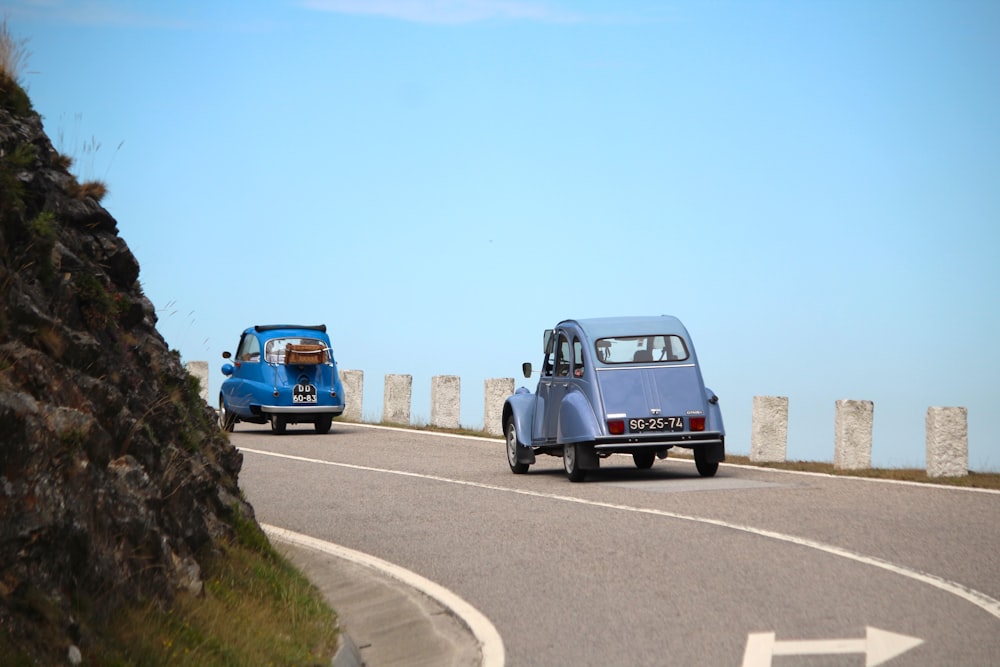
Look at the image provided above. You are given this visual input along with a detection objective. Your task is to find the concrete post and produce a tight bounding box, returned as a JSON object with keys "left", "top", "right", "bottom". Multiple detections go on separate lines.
{"left": 926, "top": 407, "right": 968, "bottom": 478}
{"left": 431, "top": 375, "right": 461, "bottom": 429}
{"left": 185, "top": 361, "right": 209, "bottom": 405}
{"left": 339, "top": 369, "right": 364, "bottom": 422}
{"left": 834, "top": 399, "right": 873, "bottom": 470}
{"left": 750, "top": 396, "right": 788, "bottom": 463}
{"left": 483, "top": 378, "right": 514, "bottom": 437}
{"left": 383, "top": 374, "right": 412, "bottom": 425}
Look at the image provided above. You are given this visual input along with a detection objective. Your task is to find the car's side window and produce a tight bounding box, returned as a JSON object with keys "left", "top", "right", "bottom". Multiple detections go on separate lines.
{"left": 555, "top": 333, "right": 571, "bottom": 377}
{"left": 542, "top": 332, "right": 555, "bottom": 377}
{"left": 573, "top": 337, "right": 585, "bottom": 378}
{"left": 237, "top": 335, "right": 261, "bottom": 362}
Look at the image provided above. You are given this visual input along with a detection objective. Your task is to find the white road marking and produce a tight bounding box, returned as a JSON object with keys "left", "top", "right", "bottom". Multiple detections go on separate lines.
{"left": 741, "top": 626, "right": 924, "bottom": 667}
{"left": 262, "top": 523, "right": 506, "bottom": 667}
{"left": 345, "top": 422, "right": 1000, "bottom": 496}
{"left": 241, "top": 447, "right": 1000, "bottom": 624}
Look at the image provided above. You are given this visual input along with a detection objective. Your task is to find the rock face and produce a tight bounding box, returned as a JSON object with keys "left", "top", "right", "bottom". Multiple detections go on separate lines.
{"left": 1, "top": 73, "right": 252, "bottom": 660}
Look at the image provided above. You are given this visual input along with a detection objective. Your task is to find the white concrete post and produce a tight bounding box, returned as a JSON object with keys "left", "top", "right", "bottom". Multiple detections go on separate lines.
{"left": 339, "top": 369, "right": 363, "bottom": 422}
{"left": 926, "top": 407, "right": 968, "bottom": 478}
{"left": 750, "top": 395, "right": 788, "bottom": 463}
{"left": 185, "top": 361, "right": 209, "bottom": 405}
{"left": 834, "top": 399, "right": 873, "bottom": 470}
{"left": 483, "top": 378, "right": 514, "bottom": 437}
{"left": 431, "top": 375, "right": 461, "bottom": 429}
{"left": 383, "top": 374, "right": 412, "bottom": 425}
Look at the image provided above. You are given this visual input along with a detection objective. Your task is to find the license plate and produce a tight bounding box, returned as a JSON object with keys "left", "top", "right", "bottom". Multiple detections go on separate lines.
{"left": 293, "top": 383, "right": 317, "bottom": 404}
{"left": 629, "top": 416, "right": 684, "bottom": 432}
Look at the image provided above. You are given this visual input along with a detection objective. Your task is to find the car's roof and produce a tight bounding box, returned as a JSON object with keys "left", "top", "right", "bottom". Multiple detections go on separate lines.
{"left": 559, "top": 315, "right": 689, "bottom": 340}
{"left": 244, "top": 324, "right": 328, "bottom": 337}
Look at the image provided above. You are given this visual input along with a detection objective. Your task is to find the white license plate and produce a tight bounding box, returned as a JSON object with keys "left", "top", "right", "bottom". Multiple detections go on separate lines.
{"left": 629, "top": 416, "right": 683, "bottom": 432}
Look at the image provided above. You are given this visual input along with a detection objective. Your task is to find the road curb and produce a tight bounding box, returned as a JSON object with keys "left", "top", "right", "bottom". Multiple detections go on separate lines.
{"left": 330, "top": 631, "right": 363, "bottom": 667}
{"left": 262, "top": 523, "right": 505, "bottom": 667}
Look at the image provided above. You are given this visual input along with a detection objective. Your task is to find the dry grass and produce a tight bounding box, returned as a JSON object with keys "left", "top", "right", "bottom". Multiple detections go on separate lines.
{"left": 69, "top": 179, "right": 108, "bottom": 202}
{"left": 93, "top": 517, "right": 338, "bottom": 666}
{"left": 0, "top": 17, "right": 30, "bottom": 82}
{"left": 670, "top": 450, "right": 1000, "bottom": 491}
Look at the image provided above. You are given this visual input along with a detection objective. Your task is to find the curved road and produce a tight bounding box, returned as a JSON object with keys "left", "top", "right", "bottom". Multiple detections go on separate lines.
{"left": 236, "top": 422, "right": 1000, "bottom": 666}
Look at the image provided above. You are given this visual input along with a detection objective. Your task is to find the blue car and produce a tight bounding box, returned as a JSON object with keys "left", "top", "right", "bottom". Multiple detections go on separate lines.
{"left": 502, "top": 316, "right": 725, "bottom": 481}
{"left": 218, "top": 324, "right": 345, "bottom": 434}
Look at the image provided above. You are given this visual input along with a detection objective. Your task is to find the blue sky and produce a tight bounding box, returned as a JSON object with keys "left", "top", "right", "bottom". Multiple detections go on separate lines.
{"left": 9, "top": 1, "right": 999, "bottom": 469}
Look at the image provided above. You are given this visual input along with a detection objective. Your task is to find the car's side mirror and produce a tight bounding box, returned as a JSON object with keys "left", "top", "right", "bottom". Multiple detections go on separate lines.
{"left": 222, "top": 351, "right": 232, "bottom": 359}
{"left": 221, "top": 363, "right": 234, "bottom": 377}
{"left": 522, "top": 362, "right": 532, "bottom": 378}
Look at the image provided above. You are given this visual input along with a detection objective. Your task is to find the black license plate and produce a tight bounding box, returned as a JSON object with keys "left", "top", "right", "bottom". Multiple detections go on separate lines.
{"left": 629, "top": 416, "right": 684, "bottom": 432}
{"left": 293, "top": 383, "right": 317, "bottom": 404}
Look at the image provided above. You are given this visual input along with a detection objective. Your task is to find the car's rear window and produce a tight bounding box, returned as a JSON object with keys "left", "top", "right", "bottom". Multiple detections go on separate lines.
{"left": 264, "top": 337, "right": 326, "bottom": 363}
{"left": 595, "top": 335, "right": 689, "bottom": 364}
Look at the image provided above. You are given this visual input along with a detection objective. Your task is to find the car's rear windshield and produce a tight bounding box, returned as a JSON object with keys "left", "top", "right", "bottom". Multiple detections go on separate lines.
{"left": 264, "top": 337, "right": 326, "bottom": 363}
{"left": 595, "top": 335, "right": 689, "bottom": 364}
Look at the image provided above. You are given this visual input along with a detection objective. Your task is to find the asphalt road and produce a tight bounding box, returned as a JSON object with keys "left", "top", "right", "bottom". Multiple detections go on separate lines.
{"left": 236, "top": 422, "right": 1000, "bottom": 666}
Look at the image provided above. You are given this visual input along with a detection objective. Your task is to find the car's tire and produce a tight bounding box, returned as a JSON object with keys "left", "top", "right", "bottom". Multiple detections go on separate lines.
{"left": 563, "top": 443, "right": 587, "bottom": 482}
{"left": 632, "top": 450, "right": 655, "bottom": 469}
{"left": 694, "top": 448, "right": 719, "bottom": 477}
{"left": 314, "top": 415, "right": 333, "bottom": 434}
{"left": 218, "top": 397, "right": 235, "bottom": 432}
{"left": 270, "top": 415, "right": 287, "bottom": 435}
{"left": 505, "top": 419, "right": 529, "bottom": 474}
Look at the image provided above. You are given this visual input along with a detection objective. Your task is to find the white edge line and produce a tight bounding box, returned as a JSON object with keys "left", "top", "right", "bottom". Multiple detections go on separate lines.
{"left": 342, "top": 422, "right": 1000, "bottom": 495}
{"left": 245, "top": 447, "right": 1000, "bottom": 625}
{"left": 261, "top": 523, "right": 506, "bottom": 667}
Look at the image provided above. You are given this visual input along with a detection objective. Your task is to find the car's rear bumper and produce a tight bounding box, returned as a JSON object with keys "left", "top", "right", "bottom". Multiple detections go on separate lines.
{"left": 259, "top": 405, "right": 345, "bottom": 416}
{"left": 593, "top": 431, "right": 724, "bottom": 450}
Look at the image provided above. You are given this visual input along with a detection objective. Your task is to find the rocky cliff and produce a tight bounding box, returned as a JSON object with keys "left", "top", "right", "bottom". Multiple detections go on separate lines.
{"left": 1, "top": 69, "right": 252, "bottom": 661}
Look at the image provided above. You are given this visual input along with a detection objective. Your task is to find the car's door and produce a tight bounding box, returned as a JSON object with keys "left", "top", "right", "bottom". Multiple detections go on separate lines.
{"left": 531, "top": 330, "right": 557, "bottom": 443}
{"left": 542, "top": 330, "right": 573, "bottom": 440}
{"left": 227, "top": 332, "right": 261, "bottom": 414}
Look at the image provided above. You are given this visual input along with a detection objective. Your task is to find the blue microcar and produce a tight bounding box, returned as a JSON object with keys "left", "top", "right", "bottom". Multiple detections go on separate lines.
{"left": 502, "top": 316, "right": 725, "bottom": 481}
{"left": 219, "top": 324, "right": 345, "bottom": 434}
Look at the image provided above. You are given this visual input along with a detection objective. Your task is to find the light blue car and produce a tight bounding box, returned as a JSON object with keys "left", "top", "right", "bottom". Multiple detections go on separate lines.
{"left": 218, "top": 324, "right": 345, "bottom": 434}
{"left": 502, "top": 316, "right": 725, "bottom": 482}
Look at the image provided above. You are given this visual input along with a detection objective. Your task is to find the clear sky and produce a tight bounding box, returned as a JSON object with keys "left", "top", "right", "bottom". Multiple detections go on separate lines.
{"left": 8, "top": 1, "right": 999, "bottom": 469}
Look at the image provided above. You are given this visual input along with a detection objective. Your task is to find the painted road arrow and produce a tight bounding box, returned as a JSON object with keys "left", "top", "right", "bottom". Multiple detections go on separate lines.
{"left": 742, "top": 626, "right": 924, "bottom": 667}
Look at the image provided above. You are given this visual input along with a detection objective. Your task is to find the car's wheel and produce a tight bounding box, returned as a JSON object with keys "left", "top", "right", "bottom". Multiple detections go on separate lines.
{"left": 632, "top": 450, "right": 655, "bottom": 469}
{"left": 314, "top": 415, "right": 333, "bottom": 434}
{"left": 270, "top": 415, "right": 287, "bottom": 435}
{"left": 694, "top": 448, "right": 719, "bottom": 477}
{"left": 505, "top": 419, "right": 529, "bottom": 474}
{"left": 563, "top": 443, "right": 587, "bottom": 482}
{"left": 218, "top": 397, "right": 235, "bottom": 432}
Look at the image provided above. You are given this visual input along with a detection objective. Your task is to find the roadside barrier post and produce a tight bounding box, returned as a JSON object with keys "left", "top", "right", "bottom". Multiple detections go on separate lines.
{"left": 483, "top": 378, "right": 514, "bottom": 437}
{"left": 185, "top": 361, "right": 209, "bottom": 405}
{"left": 339, "top": 369, "right": 363, "bottom": 422}
{"left": 834, "top": 399, "right": 873, "bottom": 470}
{"left": 926, "top": 407, "right": 968, "bottom": 478}
{"left": 383, "top": 374, "right": 412, "bottom": 425}
{"left": 431, "top": 375, "right": 461, "bottom": 429}
{"left": 750, "top": 395, "right": 788, "bottom": 463}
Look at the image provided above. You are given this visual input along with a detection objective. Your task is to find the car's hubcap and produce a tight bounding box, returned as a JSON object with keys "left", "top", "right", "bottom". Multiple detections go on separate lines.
{"left": 506, "top": 428, "right": 517, "bottom": 466}
{"left": 564, "top": 444, "right": 575, "bottom": 472}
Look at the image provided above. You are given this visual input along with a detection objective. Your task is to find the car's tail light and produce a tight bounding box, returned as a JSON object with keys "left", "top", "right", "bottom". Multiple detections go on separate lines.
{"left": 608, "top": 419, "right": 625, "bottom": 435}
{"left": 690, "top": 416, "right": 705, "bottom": 431}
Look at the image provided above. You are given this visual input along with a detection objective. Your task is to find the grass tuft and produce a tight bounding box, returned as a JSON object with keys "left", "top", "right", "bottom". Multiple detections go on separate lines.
{"left": 70, "top": 179, "right": 108, "bottom": 202}
{"left": 91, "top": 524, "right": 338, "bottom": 666}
